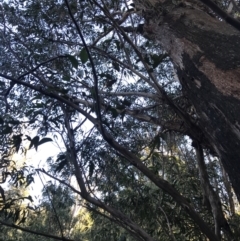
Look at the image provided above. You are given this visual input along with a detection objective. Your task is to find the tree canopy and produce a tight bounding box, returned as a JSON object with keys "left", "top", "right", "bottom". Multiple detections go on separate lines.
{"left": 0, "top": 0, "right": 240, "bottom": 240}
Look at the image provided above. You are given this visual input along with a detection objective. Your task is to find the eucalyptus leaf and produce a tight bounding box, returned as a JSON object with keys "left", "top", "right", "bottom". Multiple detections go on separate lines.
{"left": 67, "top": 55, "right": 79, "bottom": 69}
{"left": 29, "top": 136, "right": 40, "bottom": 151}
{"left": 38, "top": 137, "right": 53, "bottom": 146}
{"left": 79, "top": 48, "right": 88, "bottom": 64}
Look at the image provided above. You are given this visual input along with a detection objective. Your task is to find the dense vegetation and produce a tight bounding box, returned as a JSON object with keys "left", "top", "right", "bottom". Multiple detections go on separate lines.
{"left": 0, "top": 0, "right": 240, "bottom": 240}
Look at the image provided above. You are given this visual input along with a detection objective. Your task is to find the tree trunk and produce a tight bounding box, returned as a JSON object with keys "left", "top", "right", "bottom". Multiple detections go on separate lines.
{"left": 137, "top": 0, "right": 240, "bottom": 200}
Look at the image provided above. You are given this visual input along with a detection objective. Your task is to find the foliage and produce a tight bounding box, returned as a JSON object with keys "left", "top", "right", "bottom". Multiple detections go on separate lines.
{"left": 0, "top": 183, "right": 92, "bottom": 241}
{"left": 0, "top": 0, "right": 240, "bottom": 241}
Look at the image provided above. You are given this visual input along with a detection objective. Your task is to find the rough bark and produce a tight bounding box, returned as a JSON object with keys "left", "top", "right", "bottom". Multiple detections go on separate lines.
{"left": 136, "top": 0, "right": 240, "bottom": 201}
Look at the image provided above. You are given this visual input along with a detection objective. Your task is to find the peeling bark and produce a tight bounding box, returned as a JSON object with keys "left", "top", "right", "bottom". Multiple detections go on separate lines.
{"left": 136, "top": 0, "right": 240, "bottom": 200}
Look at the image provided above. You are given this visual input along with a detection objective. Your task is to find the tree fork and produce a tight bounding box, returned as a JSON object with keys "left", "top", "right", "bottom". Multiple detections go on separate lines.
{"left": 135, "top": 0, "right": 240, "bottom": 201}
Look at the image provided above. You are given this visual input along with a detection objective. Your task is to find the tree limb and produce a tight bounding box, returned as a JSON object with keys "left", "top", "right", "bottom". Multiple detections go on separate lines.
{"left": 0, "top": 73, "right": 218, "bottom": 241}
{"left": 194, "top": 141, "right": 232, "bottom": 239}
{"left": 0, "top": 220, "right": 75, "bottom": 241}
{"left": 199, "top": 0, "right": 240, "bottom": 31}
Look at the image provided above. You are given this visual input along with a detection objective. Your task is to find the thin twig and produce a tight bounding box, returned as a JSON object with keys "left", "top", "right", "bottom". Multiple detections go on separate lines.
{"left": 37, "top": 171, "right": 65, "bottom": 239}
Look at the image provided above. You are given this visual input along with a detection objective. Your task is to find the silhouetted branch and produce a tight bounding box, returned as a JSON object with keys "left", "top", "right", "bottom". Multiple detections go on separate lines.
{"left": 0, "top": 220, "right": 75, "bottom": 241}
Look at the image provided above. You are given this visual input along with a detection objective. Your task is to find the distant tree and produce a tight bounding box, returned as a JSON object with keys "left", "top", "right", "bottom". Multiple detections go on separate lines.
{"left": 0, "top": 182, "right": 92, "bottom": 241}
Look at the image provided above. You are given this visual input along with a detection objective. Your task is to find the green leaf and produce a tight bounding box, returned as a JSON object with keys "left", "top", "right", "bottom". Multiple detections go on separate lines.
{"left": 1, "top": 126, "right": 12, "bottom": 134}
{"left": 13, "top": 134, "right": 22, "bottom": 153}
{"left": 55, "top": 160, "right": 68, "bottom": 173}
{"left": 38, "top": 137, "right": 53, "bottom": 146}
{"left": 29, "top": 136, "right": 40, "bottom": 151}
{"left": 105, "top": 78, "right": 117, "bottom": 87}
{"left": 114, "top": 39, "right": 121, "bottom": 51}
{"left": 109, "top": 107, "right": 119, "bottom": 118}
{"left": 152, "top": 135, "right": 160, "bottom": 150}
{"left": 118, "top": 235, "right": 126, "bottom": 241}
{"left": 56, "top": 153, "right": 67, "bottom": 162}
{"left": 67, "top": 55, "right": 79, "bottom": 69}
{"left": 89, "top": 161, "right": 95, "bottom": 177}
{"left": 120, "top": 110, "right": 126, "bottom": 121}
{"left": 25, "top": 109, "right": 35, "bottom": 117}
{"left": 26, "top": 175, "right": 34, "bottom": 187}
{"left": 25, "top": 135, "right": 31, "bottom": 141}
{"left": 18, "top": 217, "right": 26, "bottom": 225}
{"left": 116, "top": 103, "right": 125, "bottom": 111}
{"left": 14, "top": 209, "right": 20, "bottom": 222}
{"left": 63, "top": 75, "right": 71, "bottom": 81}
{"left": 27, "top": 195, "right": 33, "bottom": 202}
{"left": 79, "top": 48, "right": 88, "bottom": 64}
{"left": 151, "top": 53, "right": 167, "bottom": 68}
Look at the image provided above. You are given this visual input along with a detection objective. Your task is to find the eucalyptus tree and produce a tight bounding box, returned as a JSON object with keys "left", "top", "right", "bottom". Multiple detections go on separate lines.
{"left": 0, "top": 0, "right": 240, "bottom": 241}
{"left": 0, "top": 182, "right": 91, "bottom": 241}
{"left": 132, "top": 0, "right": 240, "bottom": 203}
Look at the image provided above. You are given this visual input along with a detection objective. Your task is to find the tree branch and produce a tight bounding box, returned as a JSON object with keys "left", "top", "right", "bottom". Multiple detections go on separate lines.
{"left": 0, "top": 220, "right": 75, "bottom": 241}
{"left": 0, "top": 73, "right": 218, "bottom": 241}
{"left": 60, "top": 104, "right": 156, "bottom": 241}
{"left": 64, "top": 0, "right": 104, "bottom": 137}
{"left": 194, "top": 141, "right": 232, "bottom": 239}
{"left": 199, "top": 0, "right": 240, "bottom": 31}
{"left": 37, "top": 171, "right": 65, "bottom": 239}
